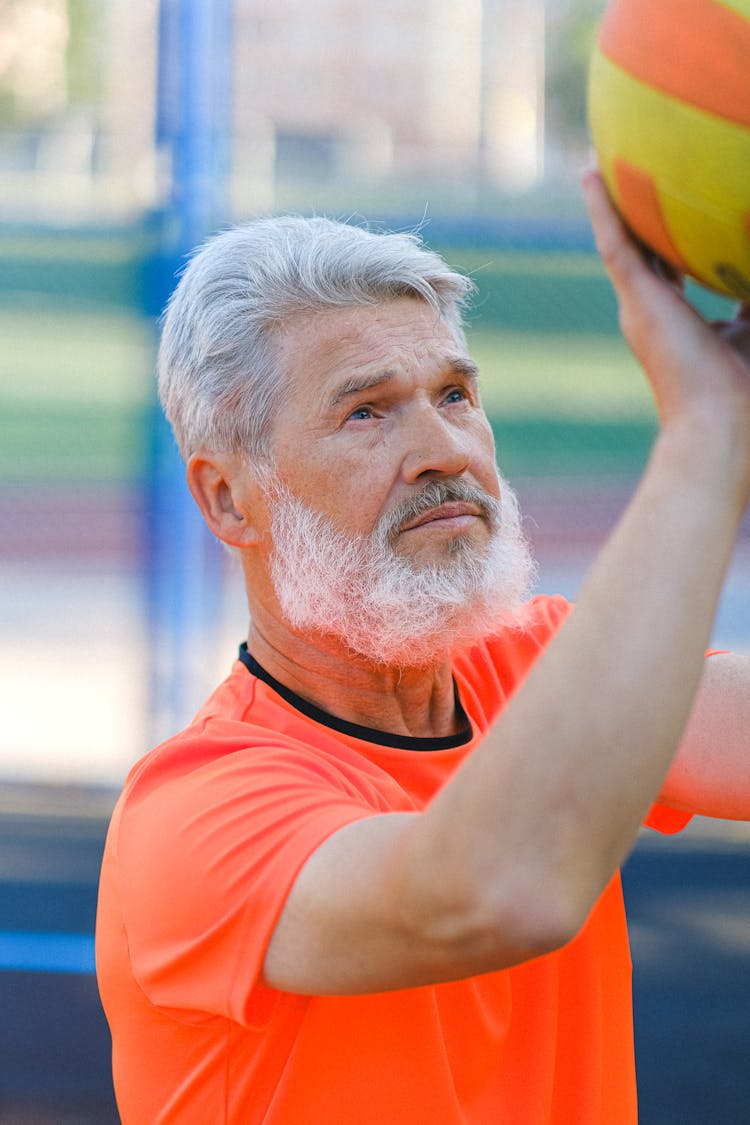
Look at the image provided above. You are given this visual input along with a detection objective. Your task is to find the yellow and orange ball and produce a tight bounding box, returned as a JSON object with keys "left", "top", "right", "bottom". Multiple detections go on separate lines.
{"left": 588, "top": 0, "right": 750, "bottom": 299}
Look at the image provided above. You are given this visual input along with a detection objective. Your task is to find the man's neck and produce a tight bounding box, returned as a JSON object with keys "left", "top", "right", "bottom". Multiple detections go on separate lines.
{"left": 245, "top": 617, "right": 461, "bottom": 741}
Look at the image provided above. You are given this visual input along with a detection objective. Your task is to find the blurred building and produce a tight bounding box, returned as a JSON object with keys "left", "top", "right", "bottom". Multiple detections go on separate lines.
{"left": 232, "top": 0, "right": 483, "bottom": 193}
{"left": 0, "top": 0, "right": 549, "bottom": 222}
{"left": 0, "top": 0, "right": 159, "bottom": 219}
{"left": 232, "top": 0, "right": 548, "bottom": 205}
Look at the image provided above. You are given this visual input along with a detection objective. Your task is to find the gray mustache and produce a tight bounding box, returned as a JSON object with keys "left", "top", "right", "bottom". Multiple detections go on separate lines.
{"left": 379, "top": 479, "right": 501, "bottom": 542}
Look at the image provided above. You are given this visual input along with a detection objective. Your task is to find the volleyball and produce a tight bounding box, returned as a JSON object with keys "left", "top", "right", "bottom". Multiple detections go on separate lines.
{"left": 588, "top": 0, "right": 750, "bottom": 300}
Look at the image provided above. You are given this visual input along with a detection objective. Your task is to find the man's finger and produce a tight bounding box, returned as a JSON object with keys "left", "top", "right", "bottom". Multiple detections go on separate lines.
{"left": 581, "top": 169, "right": 646, "bottom": 291}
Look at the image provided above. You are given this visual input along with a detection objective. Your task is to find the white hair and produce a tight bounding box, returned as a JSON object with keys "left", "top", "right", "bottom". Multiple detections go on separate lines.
{"left": 157, "top": 216, "right": 475, "bottom": 460}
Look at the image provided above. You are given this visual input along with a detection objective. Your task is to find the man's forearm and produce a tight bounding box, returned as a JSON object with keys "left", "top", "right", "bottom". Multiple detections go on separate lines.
{"left": 262, "top": 175, "right": 750, "bottom": 997}
{"left": 410, "top": 418, "right": 748, "bottom": 969}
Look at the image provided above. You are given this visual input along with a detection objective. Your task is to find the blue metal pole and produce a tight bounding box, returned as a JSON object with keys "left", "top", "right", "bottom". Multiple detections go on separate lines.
{"left": 146, "top": 0, "right": 233, "bottom": 743}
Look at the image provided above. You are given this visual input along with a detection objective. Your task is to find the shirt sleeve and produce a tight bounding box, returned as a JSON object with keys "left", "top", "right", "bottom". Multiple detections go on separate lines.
{"left": 642, "top": 802, "right": 692, "bottom": 834}
{"left": 117, "top": 743, "right": 382, "bottom": 1027}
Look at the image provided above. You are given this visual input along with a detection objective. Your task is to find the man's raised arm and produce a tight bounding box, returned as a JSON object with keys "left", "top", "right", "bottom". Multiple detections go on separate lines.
{"left": 263, "top": 172, "right": 750, "bottom": 996}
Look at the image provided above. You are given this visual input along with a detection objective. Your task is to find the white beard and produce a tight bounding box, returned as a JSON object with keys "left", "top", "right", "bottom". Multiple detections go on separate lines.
{"left": 259, "top": 472, "right": 537, "bottom": 668}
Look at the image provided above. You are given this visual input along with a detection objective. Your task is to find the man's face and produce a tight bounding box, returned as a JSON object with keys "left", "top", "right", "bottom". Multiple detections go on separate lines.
{"left": 269, "top": 297, "right": 501, "bottom": 557}
{"left": 250, "top": 297, "right": 535, "bottom": 666}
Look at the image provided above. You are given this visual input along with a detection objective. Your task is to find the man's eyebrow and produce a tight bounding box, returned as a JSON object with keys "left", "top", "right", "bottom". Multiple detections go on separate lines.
{"left": 329, "top": 357, "right": 480, "bottom": 408}
{"left": 329, "top": 370, "right": 397, "bottom": 407}
{"left": 448, "top": 357, "right": 480, "bottom": 383}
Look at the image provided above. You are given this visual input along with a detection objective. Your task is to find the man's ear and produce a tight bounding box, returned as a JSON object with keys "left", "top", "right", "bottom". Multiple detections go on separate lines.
{"left": 186, "top": 452, "right": 263, "bottom": 548}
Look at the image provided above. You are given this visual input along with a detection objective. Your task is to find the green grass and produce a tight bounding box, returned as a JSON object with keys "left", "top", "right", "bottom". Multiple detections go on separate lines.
{"left": 1, "top": 400, "right": 149, "bottom": 483}
{"left": 469, "top": 327, "right": 651, "bottom": 419}
{"left": 0, "top": 305, "right": 154, "bottom": 483}
{"left": 0, "top": 306, "right": 154, "bottom": 404}
{"left": 468, "top": 327, "right": 656, "bottom": 478}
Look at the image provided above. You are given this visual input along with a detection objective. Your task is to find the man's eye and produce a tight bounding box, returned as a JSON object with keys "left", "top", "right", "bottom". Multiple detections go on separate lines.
{"left": 443, "top": 389, "right": 467, "bottom": 404}
{"left": 348, "top": 406, "right": 373, "bottom": 421}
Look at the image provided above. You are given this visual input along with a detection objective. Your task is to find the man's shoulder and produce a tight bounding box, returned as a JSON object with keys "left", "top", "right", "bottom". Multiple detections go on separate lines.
{"left": 115, "top": 659, "right": 288, "bottom": 805}
{"left": 116, "top": 654, "right": 396, "bottom": 820}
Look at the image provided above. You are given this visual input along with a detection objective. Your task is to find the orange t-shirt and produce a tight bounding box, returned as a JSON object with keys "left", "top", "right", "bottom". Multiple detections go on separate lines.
{"left": 96, "top": 594, "right": 688, "bottom": 1123}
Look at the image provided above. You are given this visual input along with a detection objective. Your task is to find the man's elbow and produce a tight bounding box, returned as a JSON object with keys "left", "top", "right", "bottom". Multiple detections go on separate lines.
{"left": 410, "top": 867, "right": 587, "bottom": 979}
{"left": 481, "top": 875, "right": 586, "bottom": 966}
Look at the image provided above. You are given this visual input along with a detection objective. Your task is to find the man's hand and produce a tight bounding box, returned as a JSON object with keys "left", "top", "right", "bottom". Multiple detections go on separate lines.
{"left": 582, "top": 171, "right": 750, "bottom": 490}
{"left": 717, "top": 305, "right": 750, "bottom": 367}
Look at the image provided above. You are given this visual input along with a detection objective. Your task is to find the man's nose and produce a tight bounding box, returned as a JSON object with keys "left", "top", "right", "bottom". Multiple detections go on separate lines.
{"left": 399, "top": 405, "right": 470, "bottom": 483}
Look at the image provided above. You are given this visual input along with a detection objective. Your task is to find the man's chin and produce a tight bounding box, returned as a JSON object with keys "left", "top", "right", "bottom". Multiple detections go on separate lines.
{"left": 392, "top": 525, "right": 491, "bottom": 566}
{"left": 314, "top": 601, "right": 511, "bottom": 671}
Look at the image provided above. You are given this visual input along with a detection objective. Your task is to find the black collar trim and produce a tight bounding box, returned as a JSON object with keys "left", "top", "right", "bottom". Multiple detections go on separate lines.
{"left": 238, "top": 643, "right": 473, "bottom": 752}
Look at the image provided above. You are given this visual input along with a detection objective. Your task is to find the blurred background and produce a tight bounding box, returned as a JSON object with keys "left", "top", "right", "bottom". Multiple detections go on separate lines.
{"left": 0, "top": 1, "right": 747, "bottom": 1121}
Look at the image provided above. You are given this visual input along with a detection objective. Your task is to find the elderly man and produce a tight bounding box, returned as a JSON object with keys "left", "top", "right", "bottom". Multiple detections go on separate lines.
{"left": 96, "top": 173, "right": 750, "bottom": 1123}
